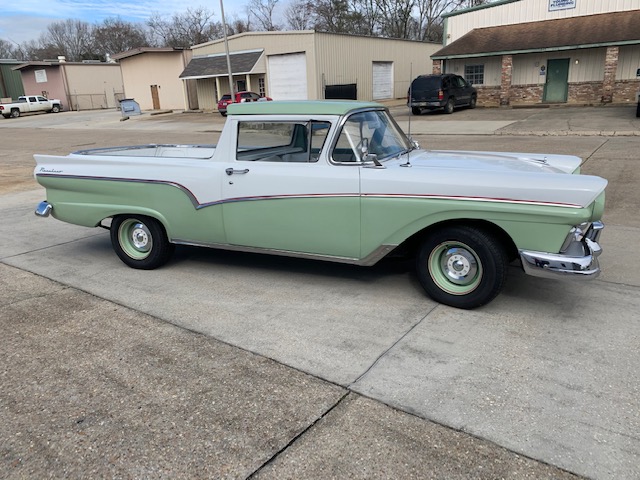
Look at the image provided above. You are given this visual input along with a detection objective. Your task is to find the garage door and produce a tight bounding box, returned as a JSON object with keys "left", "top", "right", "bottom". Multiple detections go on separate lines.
{"left": 268, "top": 53, "right": 308, "bottom": 100}
{"left": 372, "top": 61, "right": 394, "bottom": 100}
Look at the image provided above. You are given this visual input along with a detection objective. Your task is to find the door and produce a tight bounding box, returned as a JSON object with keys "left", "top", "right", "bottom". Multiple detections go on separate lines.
{"left": 221, "top": 119, "right": 361, "bottom": 259}
{"left": 150, "top": 85, "right": 160, "bottom": 110}
{"left": 543, "top": 59, "right": 570, "bottom": 103}
{"left": 372, "top": 62, "right": 393, "bottom": 100}
{"left": 268, "top": 53, "right": 308, "bottom": 100}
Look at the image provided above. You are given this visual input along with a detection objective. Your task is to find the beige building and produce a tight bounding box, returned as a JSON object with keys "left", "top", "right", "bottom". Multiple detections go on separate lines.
{"left": 15, "top": 59, "right": 123, "bottom": 111}
{"left": 181, "top": 31, "right": 440, "bottom": 110}
{"left": 112, "top": 48, "right": 197, "bottom": 111}
{"left": 433, "top": 0, "right": 640, "bottom": 106}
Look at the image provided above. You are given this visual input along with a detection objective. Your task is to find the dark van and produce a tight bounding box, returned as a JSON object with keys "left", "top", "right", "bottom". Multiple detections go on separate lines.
{"left": 408, "top": 74, "right": 477, "bottom": 115}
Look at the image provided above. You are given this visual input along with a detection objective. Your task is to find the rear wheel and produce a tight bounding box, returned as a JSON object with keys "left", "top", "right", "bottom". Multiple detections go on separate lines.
{"left": 416, "top": 225, "right": 508, "bottom": 309}
{"left": 110, "top": 215, "right": 175, "bottom": 269}
{"left": 444, "top": 98, "right": 455, "bottom": 114}
{"left": 411, "top": 107, "right": 422, "bottom": 115}
{"left": 10, "top": 109, "right": 20, "bottom": 118}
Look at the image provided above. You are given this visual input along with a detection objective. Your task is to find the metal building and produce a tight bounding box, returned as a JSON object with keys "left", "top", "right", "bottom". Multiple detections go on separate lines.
{"left": 181, "top": 31, "right": 440, "bottom": 110}
{"left": 432, "top": 0, "right": 640, "bottom": 106}
{"left": 0, "top": 60, "right": 25, "bottom": 101}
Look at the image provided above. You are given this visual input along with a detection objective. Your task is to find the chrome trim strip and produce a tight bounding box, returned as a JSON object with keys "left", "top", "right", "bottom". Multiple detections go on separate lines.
{"left": 36, "top": 173, "right": 581, "bottom": 210}
{"left": 35, "top": 201, "right": 52, "bottom": 217}
{"left": 171, "top": 240, "right": 398, "bottom": 266}
{"left": 72, "top": 144, "right": 217, "bottom": 155}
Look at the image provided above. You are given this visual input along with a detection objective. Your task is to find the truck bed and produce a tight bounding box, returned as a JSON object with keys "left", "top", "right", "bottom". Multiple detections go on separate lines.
{"left": 73, "top": 144, "right": 217, "bottom": 159}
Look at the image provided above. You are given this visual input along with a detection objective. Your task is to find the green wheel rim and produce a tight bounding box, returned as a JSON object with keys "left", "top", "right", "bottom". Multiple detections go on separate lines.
{"left": 118, "top": 219, "right": 153, "bottom": 260}
{"left": 428, "top": 241, "right": 483, "bottom": 295}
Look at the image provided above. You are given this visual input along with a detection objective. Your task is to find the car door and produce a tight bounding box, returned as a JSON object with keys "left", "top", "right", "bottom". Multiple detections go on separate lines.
{"left": 221, "top": 118, "right": 362, "bottom": 259}
{"left": 453, "top": 76, "right": 472, "bottom": 105}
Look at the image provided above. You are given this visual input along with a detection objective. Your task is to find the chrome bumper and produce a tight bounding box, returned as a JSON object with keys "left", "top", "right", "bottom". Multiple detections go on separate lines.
{"left": 35, "top": 201, "right": 52, "bottom": 217}
{"left": 519, "top": 221, "right": 603, "bottom": 280}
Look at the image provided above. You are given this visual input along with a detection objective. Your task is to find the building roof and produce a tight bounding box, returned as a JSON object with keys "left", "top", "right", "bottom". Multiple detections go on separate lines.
{"left": 433, "top": 10, "right": 640, "bottom": 59}
{"left": 442, "top": 0, "right": 520, "bottom": 18}
{"left": 111, "top": 47, "right": 187, "bottom": 60}
{"left": 179, "top": 50, "right": 264, "bottom": 80}
{"left": 12, "top": 61, "right": 118, "bottom": 70}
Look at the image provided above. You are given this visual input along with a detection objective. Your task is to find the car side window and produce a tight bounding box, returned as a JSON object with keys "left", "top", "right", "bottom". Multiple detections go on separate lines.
{"left": 236, "top": 121, "right": 330, "bottom": 163}
{"left": 29, "top": 96, "right": 37, "bottom": 102}
{"left": 37, "top": 96, "right": 47, "bottom": 101}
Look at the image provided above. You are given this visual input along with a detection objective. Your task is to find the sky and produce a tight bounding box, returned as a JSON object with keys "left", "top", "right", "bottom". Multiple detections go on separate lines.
{"left": 0, "top": 0, "right": 249, "bottom": 45}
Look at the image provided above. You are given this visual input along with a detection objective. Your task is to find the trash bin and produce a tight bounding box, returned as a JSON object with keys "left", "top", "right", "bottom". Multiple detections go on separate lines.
{"left": 119, "top": 98, "right": 141, "bottom": 116}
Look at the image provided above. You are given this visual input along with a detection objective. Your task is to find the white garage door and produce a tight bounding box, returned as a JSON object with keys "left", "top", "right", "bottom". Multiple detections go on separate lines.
{"left": 268, "top": 53, "right": 308, "bottom": 100}
{"left": 372, "top": 61, "right": 394, "bottom": 100}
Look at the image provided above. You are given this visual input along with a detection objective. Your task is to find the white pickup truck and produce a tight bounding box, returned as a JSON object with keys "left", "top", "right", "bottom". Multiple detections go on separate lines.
{"left": 33, "top": 100, "right": 607, "bottom": 309}
{"left": 1, "top": 95, "right": 62, "bottom": 118}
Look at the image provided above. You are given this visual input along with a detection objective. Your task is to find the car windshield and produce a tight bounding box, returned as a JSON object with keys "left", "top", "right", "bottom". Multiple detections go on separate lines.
{"left": 333, "top": 109, "right": 412, "bottom": 162}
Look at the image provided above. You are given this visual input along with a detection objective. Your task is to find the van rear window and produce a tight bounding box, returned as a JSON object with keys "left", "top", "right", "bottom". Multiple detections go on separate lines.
{"left": 412, "top": 77, "right": 441, "bottom": 90}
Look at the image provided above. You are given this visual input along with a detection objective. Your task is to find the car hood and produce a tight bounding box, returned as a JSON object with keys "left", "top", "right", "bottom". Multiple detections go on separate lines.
{"left": 372, "top": 149, "right": 608, "bottom": 208}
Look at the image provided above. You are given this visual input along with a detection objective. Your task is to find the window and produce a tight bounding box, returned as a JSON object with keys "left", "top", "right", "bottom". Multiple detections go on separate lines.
{"left": 28, "top": 96, "right": 37, "bottom": 102}
{"left": 236, "top": 121, "right": 331, "bottom": 163}
{"left": 332, "top": 110, "right": 411, "bottom": 164}
{"left": 258, "top": 78, "right": 266, "bottom": 97}
{"left": 464, "top": 65, "right": 484, "bottom": 85}
{"left": 37, "top": 96, "right": 47, "bottom": 102}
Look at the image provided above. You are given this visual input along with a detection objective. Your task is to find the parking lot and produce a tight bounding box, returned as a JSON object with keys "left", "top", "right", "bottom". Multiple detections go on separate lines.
{"left": 1, "top": 105, "right": 639, "bottom": 479}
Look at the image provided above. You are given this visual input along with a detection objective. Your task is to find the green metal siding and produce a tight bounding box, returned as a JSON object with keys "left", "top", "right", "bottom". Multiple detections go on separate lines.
{"left": 0, "top": 64, "right": 25, "bottom": 100}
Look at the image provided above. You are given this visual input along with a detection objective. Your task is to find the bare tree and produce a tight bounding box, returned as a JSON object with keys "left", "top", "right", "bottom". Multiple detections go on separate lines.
{"left": 148, "top": 7, "right": 222, "bottom": 48}
{"left": 0, "top": 39, "right": 20, "bottom": 59}
{"left": 93, "top": 17, "right": 149, "bottom": 57}
{"left": 285, "top": 0, "right": 315, "bottom": 30}
{"left": 376, "top": 0, "right": 416, "bottom": 39}
{"left": 248, "top": 0, "right": 281, "bottom": 31}
{"left": 313, "top": 0, "right": 366, "bottom": 34}
{"left": 45, "top": 19, "right": 94, "bottom": 61}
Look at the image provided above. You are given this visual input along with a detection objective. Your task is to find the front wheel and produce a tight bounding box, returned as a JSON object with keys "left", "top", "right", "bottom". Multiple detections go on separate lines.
{"left": 51, "top": 104, "right": 60, "bottom": 113}
{"left": 110, "top": 215, "right": 175, "bottom": 269}
{"left": 416, "top": 225, "right": 508, "bottom": 309}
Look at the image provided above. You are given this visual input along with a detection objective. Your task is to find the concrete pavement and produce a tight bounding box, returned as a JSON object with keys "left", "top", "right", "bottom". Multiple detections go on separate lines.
{"left": 1, "top": 106, "right": 639, "bottom": 479}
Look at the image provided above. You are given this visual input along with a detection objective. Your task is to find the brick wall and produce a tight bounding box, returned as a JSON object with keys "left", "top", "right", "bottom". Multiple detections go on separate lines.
{"left": 613, "top": 80, "right": 640, "bottom": 103}
{"left": 601, "top": 46, "right": 619, "bottom": 104}
{"left": 500, "top": 55, "right": 513, "bottom": 106}
{"left": 475, "top": 86, "right": 501, "bottom": 107}
{"left": 567, "top": 82, "right": 602, "bottom": 105}
{"left": 508, "top": 84, "right": 544, "bottom": 106}
{"left": 432, "top": 60, "right": 442, "bottom": 75}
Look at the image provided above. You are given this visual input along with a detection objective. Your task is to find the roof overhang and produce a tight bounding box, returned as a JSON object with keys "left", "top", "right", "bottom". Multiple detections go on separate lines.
{"left": 179, "top": 49, "right": 264, "bottom": 80}
{"left": 433, "top": 10, "right": 640, "bottom": 60}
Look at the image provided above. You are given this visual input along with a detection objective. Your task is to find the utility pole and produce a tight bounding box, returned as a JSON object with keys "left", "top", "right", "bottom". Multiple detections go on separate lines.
{"left": 219, "top": 0, "right": 235, "bottom": 98}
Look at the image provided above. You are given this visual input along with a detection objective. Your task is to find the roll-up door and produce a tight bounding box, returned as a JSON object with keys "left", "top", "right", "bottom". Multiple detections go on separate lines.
{"left": 267, "top": 53, "right": 308, "bottom": 100}
{"left": 372, "top": 61, "right": 393, "bottom": 100}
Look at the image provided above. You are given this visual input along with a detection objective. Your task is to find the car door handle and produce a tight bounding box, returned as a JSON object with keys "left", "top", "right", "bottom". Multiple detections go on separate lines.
{"left": 226, "top": 168, "right": 250, "bottom": 176}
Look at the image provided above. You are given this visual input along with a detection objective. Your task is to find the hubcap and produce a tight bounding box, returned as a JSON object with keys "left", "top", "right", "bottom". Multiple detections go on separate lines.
{"left": 118, "top": 219, "right": 153, "bottom": 260}
{"left": 428, "top": 242, "right": 482, "bottom": 295}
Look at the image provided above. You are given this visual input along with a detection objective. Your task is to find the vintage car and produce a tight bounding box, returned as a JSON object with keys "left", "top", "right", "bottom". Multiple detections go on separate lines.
{"left": 33, "top": 101, "right": 607, "bottom": 309}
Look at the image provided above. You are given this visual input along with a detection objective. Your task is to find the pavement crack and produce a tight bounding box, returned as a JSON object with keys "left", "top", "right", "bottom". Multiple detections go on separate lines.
{"left": 582, "top": 138, "right": 610, "bottom": 166}
{"left": 0, "top": 232, "right": 105, "bottom": 261}
{"left": 347, "top": 304, "right": 440, "bottom": 388}
{"left": 245, "top": 391, "right": 351, "bottom": 479}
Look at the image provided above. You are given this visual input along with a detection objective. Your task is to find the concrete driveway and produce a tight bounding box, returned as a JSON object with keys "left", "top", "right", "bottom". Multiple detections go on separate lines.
{"left": 1, "top": 106, "right": 638, "bottom": 479}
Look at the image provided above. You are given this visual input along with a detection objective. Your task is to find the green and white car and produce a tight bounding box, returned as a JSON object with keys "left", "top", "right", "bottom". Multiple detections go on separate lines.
{"left": 34, "top": 101, "right": 607, "bottom": 309}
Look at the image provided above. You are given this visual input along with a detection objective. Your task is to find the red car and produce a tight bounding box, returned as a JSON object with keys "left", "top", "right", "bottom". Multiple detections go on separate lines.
{"left": 217, "top": 91, "right": 272, "bottom": 116}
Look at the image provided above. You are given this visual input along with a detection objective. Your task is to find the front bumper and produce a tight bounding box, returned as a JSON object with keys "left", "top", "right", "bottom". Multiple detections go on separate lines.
{"left": 519, "top": 221, "right": 604, "bottom": 280}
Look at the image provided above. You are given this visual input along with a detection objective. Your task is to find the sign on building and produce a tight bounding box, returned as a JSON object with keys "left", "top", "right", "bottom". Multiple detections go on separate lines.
{"left": 549, "top": 0, "right": 576, "bottom": 11}
{"left": 34, "top": 69, "right": 47, "bottom": 83}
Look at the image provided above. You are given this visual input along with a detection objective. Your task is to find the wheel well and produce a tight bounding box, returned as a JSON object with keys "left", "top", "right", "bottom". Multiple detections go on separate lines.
{"left": 396, "top": 219, "right": 519, "bottom": 262}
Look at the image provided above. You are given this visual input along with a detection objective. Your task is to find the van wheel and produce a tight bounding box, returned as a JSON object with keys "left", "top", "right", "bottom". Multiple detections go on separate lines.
{"left": 111, "top": 215, "right": 175, "bottom": 270}
{"left": 10, "top": 109, "right": 20, "bottom": 118}
{"left": 444, "top": 98, "right": 455, "bottom": 114}
{"left": 411, "top": 107, "right": 422, "bottom": 115}
{"left": 416, "top": 225, "right": 508, "bottom": 309}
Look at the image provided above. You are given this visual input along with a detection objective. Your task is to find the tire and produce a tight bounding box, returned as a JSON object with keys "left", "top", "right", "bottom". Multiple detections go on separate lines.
{"left": 469, "top": 95, "right": 477, "bottom": 109}
{"left": 10, "top": 109, "right": 20, "bottom": 118}
{"left": 220, "top": 111, "right": 227, "bottom": 117}
{"left": 110, "top": 215, "right": 175, "bottom": 270}
{"left": 444, "top": 98, "right": 455, "bottom": 114}
{"left": 415, "top": 225, "right": 508, "bottom": 309}
{"left": 411, "top": 107, "right": 422, "bottom": 115}
{"left": 51, "top": 104, "right": 60, "bottom": 113}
